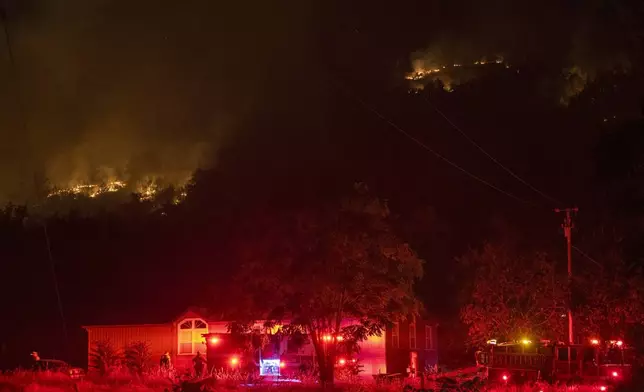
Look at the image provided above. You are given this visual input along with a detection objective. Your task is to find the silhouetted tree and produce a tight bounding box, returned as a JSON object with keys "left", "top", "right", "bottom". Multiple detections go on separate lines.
{"left": 575, "top": 252, "right": 644, "bottom": 341}
{"left": 227, "top": 184, "right": 423, "bottom": 385}
{"left": 459, "top": 243, "right": 567, "bottom": 346}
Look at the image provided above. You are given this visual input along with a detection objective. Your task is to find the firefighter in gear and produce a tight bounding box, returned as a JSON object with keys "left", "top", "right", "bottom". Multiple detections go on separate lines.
{"left": 30, "top": 351, "right": 41, "bottom": 371}
{"left": 160, "top": 351, "right": 171, "bottom": 370}
{"left": 192, "top": 351, "right": 207, "bottom": 377}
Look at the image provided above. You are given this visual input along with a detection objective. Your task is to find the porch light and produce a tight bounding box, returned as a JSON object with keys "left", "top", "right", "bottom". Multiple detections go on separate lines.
{"left": 210, "top": 337, "right": 219, "bottom": 344}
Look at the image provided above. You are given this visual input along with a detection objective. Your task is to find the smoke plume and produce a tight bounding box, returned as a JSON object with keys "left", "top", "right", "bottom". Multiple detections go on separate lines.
{"left": 0, "top": 0, "right": 316, "bottom": 202}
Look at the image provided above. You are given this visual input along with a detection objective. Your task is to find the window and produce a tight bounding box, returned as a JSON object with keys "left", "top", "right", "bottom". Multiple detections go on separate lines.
{"left": 392, "top": 322, "right": 400, "bottom": 348}
{"left": 178, "top": 319, "right": 208, "bottom": 355}
{"left": 425, "top": 326, "right": 434, "bottom": 349}
{"left": 409, "top": 323, "right": 417, "bottom": 349}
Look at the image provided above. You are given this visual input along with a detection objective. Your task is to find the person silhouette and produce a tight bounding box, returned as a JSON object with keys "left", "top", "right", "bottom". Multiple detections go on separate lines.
{"left": 192, "top": 351, "right": 206, "bottom": 377}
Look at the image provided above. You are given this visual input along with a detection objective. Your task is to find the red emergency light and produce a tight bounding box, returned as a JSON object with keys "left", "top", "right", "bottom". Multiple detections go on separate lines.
{"left": 210, "top": 337, "right": 220, "bottom": 344}
{"left": 338, "top": 358, "right": 346, "bottom": 366}
{"left": 502, "top": 374, "right": 509, "bottom": 381}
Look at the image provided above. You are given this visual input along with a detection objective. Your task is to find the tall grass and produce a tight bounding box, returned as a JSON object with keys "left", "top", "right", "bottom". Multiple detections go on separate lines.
{"left": 0, "top": 370, "right": 632, "bottom": 392}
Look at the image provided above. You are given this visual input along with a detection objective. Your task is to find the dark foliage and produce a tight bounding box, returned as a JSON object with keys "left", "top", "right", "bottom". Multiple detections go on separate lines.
{"left": 225, "top": 184, "right": 423, "bottom": 384}
{"left": 89, "top": 340, "right": 120, "bottom": 376}
{"left": 123, "top": 341, "right": 151, "bottom": 375}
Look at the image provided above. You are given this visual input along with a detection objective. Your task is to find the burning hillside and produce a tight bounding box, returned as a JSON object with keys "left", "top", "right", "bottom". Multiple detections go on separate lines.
{"left": 405, "top": 55, "right": 510, "bottom": 92}
{"left": 47, "top": 181, "right": 127, "bottom": 199}
{"left": 46, "top": 178, "right": 187, "bottom": 204}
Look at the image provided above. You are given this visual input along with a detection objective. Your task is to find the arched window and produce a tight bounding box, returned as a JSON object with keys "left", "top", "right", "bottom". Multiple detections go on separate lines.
{"left": 178, "top": 319, "right": 208, "bottom": 355}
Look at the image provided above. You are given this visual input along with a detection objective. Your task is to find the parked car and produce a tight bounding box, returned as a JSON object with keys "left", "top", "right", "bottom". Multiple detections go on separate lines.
{"left": 37, "top": 359, "right": 85, "bottom": 380}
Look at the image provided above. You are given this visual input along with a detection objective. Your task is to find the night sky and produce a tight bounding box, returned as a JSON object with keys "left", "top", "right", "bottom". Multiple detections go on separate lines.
{"left": 1, "top": 0, "right": 643, "bottom": 369}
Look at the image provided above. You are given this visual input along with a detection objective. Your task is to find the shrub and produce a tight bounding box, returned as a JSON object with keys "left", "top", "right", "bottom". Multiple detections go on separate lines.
{"left": 89, "top": 340, "right": 121, "bottom": 376}
{"left": 124, "top": 341, "right": 152, "bottom": 375}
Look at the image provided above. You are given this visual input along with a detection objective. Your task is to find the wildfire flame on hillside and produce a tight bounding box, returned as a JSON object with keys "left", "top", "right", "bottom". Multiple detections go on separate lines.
{"left": 47, "top": 179, "right": 163, "bottom": 200}
{"left": 405, "top": 55, "right": 507, "bottom": 86}
{"left": 47, "top": 181, "right": 128, "bottom": 198}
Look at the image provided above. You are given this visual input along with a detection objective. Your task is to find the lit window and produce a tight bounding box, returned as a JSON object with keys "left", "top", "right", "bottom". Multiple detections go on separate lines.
{"left": 392, "top": 322, "right": 400, "bottom": 348}
{"left": 178, "top": 319, "right": 208, "bottom": 355}
{"left": 409, "top": 323, "right": 417, "bottom": 349}
{"left": 425, "top": 326, "right": 434, "bottom": 349}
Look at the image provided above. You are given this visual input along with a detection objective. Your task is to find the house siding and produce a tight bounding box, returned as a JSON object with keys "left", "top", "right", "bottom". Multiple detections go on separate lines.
{"left": 85, "top": 325, "right": 174, "bottom": 369}
{"left": 385, "top": 320, "right": 438, "bottom": 374}
{"left": 84, "top": 312, "right": 437, "bottom": 378}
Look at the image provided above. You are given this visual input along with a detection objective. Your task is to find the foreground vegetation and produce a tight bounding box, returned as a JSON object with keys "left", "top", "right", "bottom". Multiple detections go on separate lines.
{"left": 1, "top": 370, "right": 640, "bottom": 392}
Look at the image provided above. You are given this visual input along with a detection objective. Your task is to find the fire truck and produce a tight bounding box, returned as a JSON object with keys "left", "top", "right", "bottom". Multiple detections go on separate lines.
{"left": 203, "top": 332, "right": 354, "bottom": 378}
{"left": 476, "top": 338, "right": 633, "bottom": 388}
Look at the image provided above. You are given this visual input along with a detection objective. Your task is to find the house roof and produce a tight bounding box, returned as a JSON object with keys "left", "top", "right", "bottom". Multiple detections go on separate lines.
{"left": 82, "top": 306, "right": 226, "bottom": 328}
{"left": 82, "top": 305, "right": 439, "bottom": 328}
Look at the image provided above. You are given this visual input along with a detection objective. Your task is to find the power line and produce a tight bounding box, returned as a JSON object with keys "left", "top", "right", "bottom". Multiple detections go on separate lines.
{"left": 332, "top": 78, "right": 540, "bottom": 207}
{"left": 421, "top": 95, "right": 566, "bottom": 207}
{"left": 43, "top": 223, "right": 68, "bottom": 346}
{"left": 572, "top": 245, "right": 603, "bottom": 269}
{"left": 0, "top": 7, "right": 27, "bottom": 135}
{"left": 2, "top": 9, "right": 68, "bottom": 346}
{"left": 328, "top": 18, "right": 568, "bottom": 209}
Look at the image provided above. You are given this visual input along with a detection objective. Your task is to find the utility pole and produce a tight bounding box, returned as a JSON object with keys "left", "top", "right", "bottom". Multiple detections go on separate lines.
{"left": 555, "top": 207, "right": 578, "bottom": 345}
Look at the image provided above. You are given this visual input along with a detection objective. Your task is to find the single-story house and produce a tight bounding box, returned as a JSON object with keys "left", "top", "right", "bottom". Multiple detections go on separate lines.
{"left": 83, "top": 308, "right": 438, "bottom": 377}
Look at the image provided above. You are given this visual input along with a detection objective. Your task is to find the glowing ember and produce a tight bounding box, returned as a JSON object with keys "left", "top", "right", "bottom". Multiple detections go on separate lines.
{"left": 137, "top": 182, "right": 158, "bottom": 201}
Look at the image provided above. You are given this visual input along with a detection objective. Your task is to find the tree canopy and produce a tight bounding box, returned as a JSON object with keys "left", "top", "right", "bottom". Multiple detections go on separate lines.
{"left": 459, "top": 243, "right": 567, "bottom": 346}
{"left": 575, "top": 252, "right": 644, "bottom": 341}
{"left": 224, "top": 183, "right": 423, "bottom": 384}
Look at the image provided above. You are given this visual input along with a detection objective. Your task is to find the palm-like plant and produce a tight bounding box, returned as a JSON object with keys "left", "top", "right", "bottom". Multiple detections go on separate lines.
{"left": 90, "top": 340, "right": 120, "bottom": 376}
{"left": 124, "top": 341, "right": 152, "bottom": 375}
